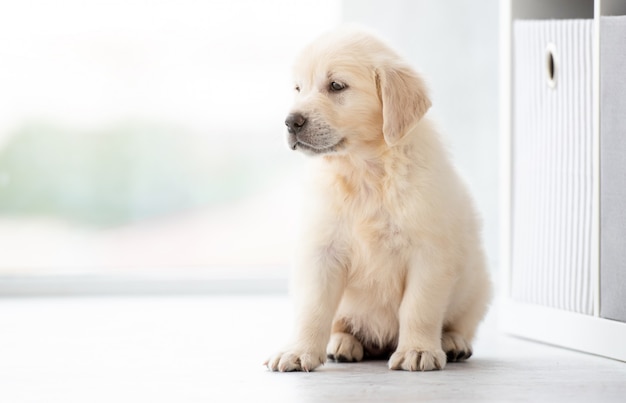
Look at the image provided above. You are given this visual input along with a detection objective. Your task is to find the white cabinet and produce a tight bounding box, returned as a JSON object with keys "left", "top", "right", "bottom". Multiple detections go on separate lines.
{"left": 500, "top": 0, "right": 626, "bottom": 362}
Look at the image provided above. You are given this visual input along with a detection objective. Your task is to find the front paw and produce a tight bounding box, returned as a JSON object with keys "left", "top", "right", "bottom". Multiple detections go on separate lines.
{"left": 388, "top": 349, "right": 446, "bottom": 371}
{"left": 265, "top": 349, "right": 326, "bottom": 372}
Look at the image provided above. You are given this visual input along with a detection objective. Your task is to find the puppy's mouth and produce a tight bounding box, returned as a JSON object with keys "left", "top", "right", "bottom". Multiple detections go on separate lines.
{"left": 290, "top": 137, "right": 346, "bottom": 155}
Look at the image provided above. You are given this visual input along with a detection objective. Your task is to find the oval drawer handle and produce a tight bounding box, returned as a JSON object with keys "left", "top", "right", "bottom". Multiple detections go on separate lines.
{"left": 546, "top": 43, "right": 558, "bottom": 89}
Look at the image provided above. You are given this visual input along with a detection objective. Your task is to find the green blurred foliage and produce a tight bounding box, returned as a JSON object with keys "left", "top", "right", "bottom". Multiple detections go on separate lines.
{"left": 0, "top": 121, "right": 271, "bottom": 227}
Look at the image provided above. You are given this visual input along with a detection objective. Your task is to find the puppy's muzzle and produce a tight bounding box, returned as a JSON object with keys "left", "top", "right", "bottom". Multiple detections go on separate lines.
{"left": 285, "top": 112, "right": 307, "bottom": 135}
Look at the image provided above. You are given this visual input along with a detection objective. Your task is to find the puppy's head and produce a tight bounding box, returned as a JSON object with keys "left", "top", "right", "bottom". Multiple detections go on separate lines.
{"left": 285, "top": 28, "right": 431, "bottom": 157}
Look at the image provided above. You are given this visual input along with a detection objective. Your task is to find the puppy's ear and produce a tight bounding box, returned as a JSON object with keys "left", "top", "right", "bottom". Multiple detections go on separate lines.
{"left": 376, "top": 63, "right": 431, "bottom": 146}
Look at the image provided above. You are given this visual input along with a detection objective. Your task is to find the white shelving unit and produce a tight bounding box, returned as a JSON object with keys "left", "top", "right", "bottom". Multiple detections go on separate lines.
{"left": 500, "top": 0, "right": 626, "bottom": 362}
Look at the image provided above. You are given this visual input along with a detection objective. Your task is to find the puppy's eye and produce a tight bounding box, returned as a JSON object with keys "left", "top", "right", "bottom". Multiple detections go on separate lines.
{"left": 330, "top": 81, "right": 346, "bottom": 92}
{"left": 294, "top": 85, "right": 301, "bottom": 92}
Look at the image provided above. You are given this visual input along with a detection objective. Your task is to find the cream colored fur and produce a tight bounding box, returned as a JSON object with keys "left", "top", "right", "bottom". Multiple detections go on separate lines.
{"left": 266, "top": 27, "right": 491, "bottom": 372}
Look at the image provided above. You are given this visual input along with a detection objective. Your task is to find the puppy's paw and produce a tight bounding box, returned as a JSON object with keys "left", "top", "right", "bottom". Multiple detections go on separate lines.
{"left": 441, "top": 331, "right": 473, "bottom": 362}
{"left": 326, "top": 332, "right": 364, "bottom": 362}
{"left": 388, "top": 349, "right": 446, "bottom": 371}
{"left": 265, "top": 349, "right": 326, "bottom": 372}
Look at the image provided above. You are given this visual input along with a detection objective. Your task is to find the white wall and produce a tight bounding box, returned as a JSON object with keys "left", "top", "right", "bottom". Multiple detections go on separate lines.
{"left": 342, "top": 0, "right": 501, "bottom": 275}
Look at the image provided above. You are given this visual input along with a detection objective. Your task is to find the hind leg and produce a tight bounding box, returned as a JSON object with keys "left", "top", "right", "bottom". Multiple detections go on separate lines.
{"left": 443, "top": 281, "right": 491, "bottom": 362}
{"left": 326, "top": 318, "right": 364, "bottom": 362}
{"left": 326, "top": 332, "right": 364, "bottom": 362}
{"left": 441, "top": 331, "right": 472, "bottom": 362}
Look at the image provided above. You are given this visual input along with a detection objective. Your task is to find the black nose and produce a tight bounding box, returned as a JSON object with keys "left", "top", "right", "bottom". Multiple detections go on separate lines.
{"left": 285, "top": 113, "right": 307, "bottom": 134}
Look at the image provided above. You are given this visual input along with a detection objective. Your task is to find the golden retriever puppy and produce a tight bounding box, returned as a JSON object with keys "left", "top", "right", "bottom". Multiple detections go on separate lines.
{"left": 265, "top": 27, "right": 491, "bottom": 372}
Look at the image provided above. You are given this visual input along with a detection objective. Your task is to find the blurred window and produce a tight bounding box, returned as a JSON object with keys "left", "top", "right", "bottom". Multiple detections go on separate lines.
{"left": 0, "top": 0, "right": 341, "bottom": 288}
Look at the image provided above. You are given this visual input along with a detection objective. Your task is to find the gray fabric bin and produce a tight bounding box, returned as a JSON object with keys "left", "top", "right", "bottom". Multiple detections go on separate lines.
{"left": 600, "top": 15, "right": 626, "bottom": 324}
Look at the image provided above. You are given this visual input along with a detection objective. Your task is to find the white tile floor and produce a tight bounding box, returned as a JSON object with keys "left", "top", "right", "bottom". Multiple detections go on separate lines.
{"left": 0, "top": 295, "right": 625, "bottom": 403}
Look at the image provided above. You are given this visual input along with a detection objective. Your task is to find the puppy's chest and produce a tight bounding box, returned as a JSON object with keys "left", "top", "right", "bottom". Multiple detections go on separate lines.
{"left": 333, "top": 176, "right": 412, "bottom": 254}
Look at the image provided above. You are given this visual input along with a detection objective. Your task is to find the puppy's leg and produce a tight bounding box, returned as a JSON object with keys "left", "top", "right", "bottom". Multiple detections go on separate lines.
{"left": 266, "top": 246, "right": 347, "bottom": 372}
{"left": 388, "top": 250, "right": 452, "bottom": 371}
